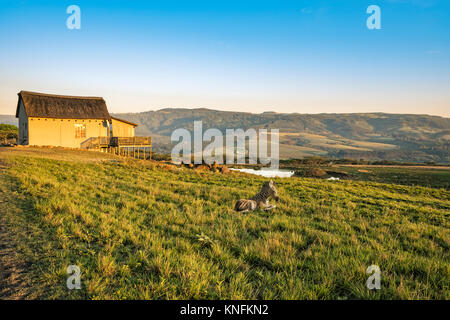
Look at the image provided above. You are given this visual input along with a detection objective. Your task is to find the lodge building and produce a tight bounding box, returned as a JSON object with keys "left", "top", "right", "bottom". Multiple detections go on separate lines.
{"left": 15, "top": 91, "right": 150, "bottom": 156}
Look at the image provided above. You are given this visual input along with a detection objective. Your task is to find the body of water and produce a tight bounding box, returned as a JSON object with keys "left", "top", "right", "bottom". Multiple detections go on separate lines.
{"left": 230, "top": 168, "right": 295, "bottom": 178}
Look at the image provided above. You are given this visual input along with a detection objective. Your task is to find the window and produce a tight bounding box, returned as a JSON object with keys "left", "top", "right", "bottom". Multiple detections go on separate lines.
{"left": 75, "top": 123, "right": 86, "bottom": 138}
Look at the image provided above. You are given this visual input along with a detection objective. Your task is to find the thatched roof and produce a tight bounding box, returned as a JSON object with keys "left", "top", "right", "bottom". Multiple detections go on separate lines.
{"left": 16, "top": 91, "right": 111, "bottom": 120}
{"left": 111, "top": 116, "right": 138, "bottom": 127}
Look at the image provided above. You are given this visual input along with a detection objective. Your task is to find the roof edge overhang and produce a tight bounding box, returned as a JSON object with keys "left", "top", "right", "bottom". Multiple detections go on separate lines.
{"left": 111, "top": 116, "right": 139, "bottom": 127}
{"left": 15, "top": 92, "right": 23, "bottom": 118}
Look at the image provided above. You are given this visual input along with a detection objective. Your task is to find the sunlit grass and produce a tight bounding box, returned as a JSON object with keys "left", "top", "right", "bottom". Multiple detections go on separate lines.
{"left": 0, "top": 148, "right": 449, "bottom": 299}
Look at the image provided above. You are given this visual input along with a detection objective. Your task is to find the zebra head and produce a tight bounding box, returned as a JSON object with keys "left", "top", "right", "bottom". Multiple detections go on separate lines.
{"left": 263, "top": 180, "right": 279, "bottom": 201}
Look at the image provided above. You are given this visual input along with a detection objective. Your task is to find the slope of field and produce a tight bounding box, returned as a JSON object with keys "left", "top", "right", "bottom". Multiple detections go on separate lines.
{"left": 278, "top": 162, "right": 450, "bottom": 189}
{"left": 0, "top": 147, "right": 449, "bottom": 299}
{"left": 112, "top": 109, "right": 450, "bottom": 163}
{"left": 2, "top": 111, "right": 449, "bottom": 162}
{"left": 332, "top": 166, "right": 450, "bottom": 189}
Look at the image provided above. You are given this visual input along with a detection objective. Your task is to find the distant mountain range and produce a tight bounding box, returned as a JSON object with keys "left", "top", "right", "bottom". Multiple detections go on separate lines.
{"left": 2, "top": 109, "right": 449, "bottom": 163}
{"left": 0, "top": 115, "right": 17, "bottom": 126}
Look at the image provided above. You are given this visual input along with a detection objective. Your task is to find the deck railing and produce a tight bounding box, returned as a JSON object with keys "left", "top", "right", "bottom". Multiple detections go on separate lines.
{"left": 80, "top": 137, "right": 110, "bottom": 149}
{"left": 81, "top": 136, "right": 152, "bottom": 160}
{"left": 109, "top": 136, "right": 151, "bottom": 147}
{"left": 81, "top": 136, "right": 151, "bottom": 149}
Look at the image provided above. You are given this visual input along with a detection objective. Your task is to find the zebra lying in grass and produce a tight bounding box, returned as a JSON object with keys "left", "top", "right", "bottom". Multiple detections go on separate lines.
{"left": 234, "top": 180, "right": 279, "bottom": 212}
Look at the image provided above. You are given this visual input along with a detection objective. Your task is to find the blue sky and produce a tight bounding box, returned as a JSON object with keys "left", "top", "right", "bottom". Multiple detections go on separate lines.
{"left": 0, "top": 0, "right": 449, "bottom": 116}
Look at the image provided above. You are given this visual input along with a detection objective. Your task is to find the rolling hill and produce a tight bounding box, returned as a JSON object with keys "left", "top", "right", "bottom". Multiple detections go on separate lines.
{"left": 112, "top": 109, "right": 450, "bottom": 163}
{"left": 2, "top": 110, "right": 449, "bottom": 163}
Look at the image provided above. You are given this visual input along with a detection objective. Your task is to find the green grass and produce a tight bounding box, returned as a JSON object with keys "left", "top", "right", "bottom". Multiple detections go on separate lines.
{"left": 284, "top": 164, "right": 450, "bottom": 189}
{"left": 0, "top": 148, "right": 449, "bottom": 299}
{"left": 336, "top": 166, "right": 450, "bottom": 189}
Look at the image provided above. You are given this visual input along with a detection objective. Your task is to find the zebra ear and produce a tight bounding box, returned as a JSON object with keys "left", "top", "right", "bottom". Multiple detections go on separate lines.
{"left": 269, "top": 179, "right": 274, "bottom": 186}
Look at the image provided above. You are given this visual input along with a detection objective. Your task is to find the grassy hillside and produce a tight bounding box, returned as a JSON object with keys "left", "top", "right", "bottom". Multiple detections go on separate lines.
{"left": 2, "top": 110, "right": 449, "bottom": 162}
{"left": 112, "top": 109, "right": 450, "bottom": 163}
{"left": 278, "top": 162, "right": 450, "bottom": 189}
{"left": 0, "top": 147, "right": 448, "bottom": 299}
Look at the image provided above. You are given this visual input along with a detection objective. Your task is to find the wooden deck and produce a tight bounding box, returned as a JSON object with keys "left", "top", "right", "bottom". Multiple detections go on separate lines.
{"left": 81, "top": 136, "right": 152, "bottom": 160}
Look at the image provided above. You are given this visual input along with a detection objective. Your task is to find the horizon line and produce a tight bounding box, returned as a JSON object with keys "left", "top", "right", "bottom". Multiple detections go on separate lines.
{"left": 1, "top": 107, "right": 449, "bottom": 119}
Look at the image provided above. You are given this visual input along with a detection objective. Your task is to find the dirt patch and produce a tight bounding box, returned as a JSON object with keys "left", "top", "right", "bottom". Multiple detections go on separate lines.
{"left": 0, "top": 224, "right": 31, "bottom": 299}
{"left": 0, "top": 161, "right": 32, "bottom": 299}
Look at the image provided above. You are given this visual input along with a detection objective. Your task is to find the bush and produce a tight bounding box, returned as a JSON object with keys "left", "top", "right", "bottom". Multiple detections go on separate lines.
{"left": 295, "top": 167, "right": 327, "bottom": 178}
{"left": 0, "top": 124, "right": 18, "bottom": 144}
